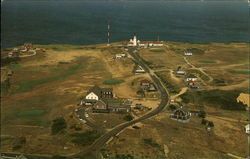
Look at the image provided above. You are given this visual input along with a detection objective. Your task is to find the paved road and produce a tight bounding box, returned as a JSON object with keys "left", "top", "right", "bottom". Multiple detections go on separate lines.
{"left": 76, "top": 108, "right": 106, "bottom": 133}
{"left": 0, "top": 152, "right": 51, "bottom": 159}
{"left": 72, "top": 47, "right": 170, "bottom": 158}
{"left": 2, "top": 47, "right": 170, "bottom": 159}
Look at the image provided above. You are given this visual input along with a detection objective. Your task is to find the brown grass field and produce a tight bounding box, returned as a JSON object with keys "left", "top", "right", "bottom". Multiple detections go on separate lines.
{"left": 1, "top": 42, "right": 249, "bottom": 158}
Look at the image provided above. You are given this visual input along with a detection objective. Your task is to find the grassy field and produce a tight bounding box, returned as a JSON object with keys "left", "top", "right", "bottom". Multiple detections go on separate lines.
{"left": 1, "top": 42, "right": 248, "bottom": 157}
{"left": 0, "top": 43, "right": 135, "bottom": 155}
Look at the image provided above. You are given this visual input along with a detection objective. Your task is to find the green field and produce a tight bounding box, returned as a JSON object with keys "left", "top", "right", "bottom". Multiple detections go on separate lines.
{"left": 103, "top": 78, "right": 125, "bottom": 85}
{"left": 199, "top": 60, "right": 217, "bottom": 63}
{"left": 17, "top": 109, "right": 46, "bottom": 117}
{"left": 150, "top": 49, "right": 165, "bottom": 53}
{"left": 228, "top": 69, "right": 250, "bottom": 74}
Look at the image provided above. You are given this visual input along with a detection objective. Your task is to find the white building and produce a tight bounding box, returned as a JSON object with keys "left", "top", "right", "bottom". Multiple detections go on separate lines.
{"left": 176, "top": 70, "right": 186, "bottom": 76}
{"left": 149, "top": 41, "right": 164, "bottom": 47}
{"left": 184, "top": 51, "right": 192, "bottom": 56}
{"left": 135, "top": 65, "right": 146, "bottom": 74}
{"left": 128, "top": 36, "right": 138, "bottom": 47}
{"left": 245, "top": 124, "right": 250, "bottom": 134}
{"left": 186, "top": 74, "right": 197, "bottom": 82}
{"left": 85, "top": 92, "right": 99, "bottom": 100}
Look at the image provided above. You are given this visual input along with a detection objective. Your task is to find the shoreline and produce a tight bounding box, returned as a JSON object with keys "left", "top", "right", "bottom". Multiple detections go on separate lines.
{"left": 1, "top": 41, "right": 250, "bottom": 50}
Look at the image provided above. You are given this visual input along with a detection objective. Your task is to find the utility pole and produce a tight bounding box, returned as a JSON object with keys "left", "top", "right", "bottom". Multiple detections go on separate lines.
{"left": 107, "top": 21, "right": 110, "bottom": 46}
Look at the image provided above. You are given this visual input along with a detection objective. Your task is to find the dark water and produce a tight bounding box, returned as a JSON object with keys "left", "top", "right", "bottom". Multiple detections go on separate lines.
{"left": 1, "top": 0, "right": 249, "bottom": 48}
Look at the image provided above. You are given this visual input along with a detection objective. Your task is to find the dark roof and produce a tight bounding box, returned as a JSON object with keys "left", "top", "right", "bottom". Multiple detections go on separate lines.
{"left": 88, "top": 85, "right": 102, "bottom": 97}
{"left": 187, "top": 74, "right": 197, "bottom": 78}
{"left": 141, "top": 79, "right": 151, "bottom": 84}
{"left": 175, "top": 107, "right": 190, "bottom": 113}
{"left": 102, "top": 88, "right": 113, "bottom": 92}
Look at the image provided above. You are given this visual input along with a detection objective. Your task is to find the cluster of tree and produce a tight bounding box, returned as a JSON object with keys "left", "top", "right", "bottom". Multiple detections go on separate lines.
{"left": 1, "top": 57, "right": 20, "bottom": 67}
{"left": 12, "top": 136, "right": 26, "bottom": 151}
{"left": 51, "top": 117, "right": 67, "bottom": 135}
{"left": 115, "top": 154, "right": 134, "bottom": 159}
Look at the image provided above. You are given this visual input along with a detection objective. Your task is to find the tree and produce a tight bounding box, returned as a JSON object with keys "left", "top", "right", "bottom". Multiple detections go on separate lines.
{"left": 208, "top": 121, "right": 214, "bottom": 127}
{"left": 169, "top": 104, "right": 177, "bottom": 111}
{"left": 123, "top": 114, "right": 134, "bottom": 121}
{"left": 198, "top": 110, "right": 206, "bottom": 118}
{"left": 136, "top": 89, "right": 145, "bottom": 97}
{"left": 201, "top": 119, "right": 207, "bottom": 125}
{"left": 52, "top": 155, "right": 68, "bottom": 159}
{"left": 51, "top": 117, "right": 67, "bottom": 135}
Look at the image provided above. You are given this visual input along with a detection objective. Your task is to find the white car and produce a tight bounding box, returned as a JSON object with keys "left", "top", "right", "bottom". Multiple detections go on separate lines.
{"left": 85, "top": 114, "right": 89, "bottom": 118}
{"left": 75, "top": 109, "right": 78, "bottom": 112}
{"left": 82, "top": 120, "right": 87, "bottom": 124}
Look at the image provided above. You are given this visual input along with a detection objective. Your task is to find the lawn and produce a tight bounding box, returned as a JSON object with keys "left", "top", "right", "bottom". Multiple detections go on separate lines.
{"left": 199, "top": 60, "right": 217, "bottom": 63}
{"left": 13, "top": 65, "right": 81, "bottom": 94}
{"left": 103, "top": 78, "right": 125, "bottom": 85}
{"left": 228, "top": 69, "right": 250, "bottom": 74}
{"left": 150, "top": 49, "right": 165, "bottom": 53}
{"left": 8, "top": 63, "right": 22, "bottom": 70}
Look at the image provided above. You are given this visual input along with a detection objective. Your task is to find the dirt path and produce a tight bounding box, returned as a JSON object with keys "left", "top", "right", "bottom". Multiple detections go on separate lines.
{"left": 183, "top": 56, "right": 213, "bottom": 83}
{"left": 170, "top": 87, "right": 188, "bottom": 100}
{"left": 169, "top": 70, "right": 182, "bottom": 83}
{"left": 19, "top": 50, "right": 36, "bottom": 58}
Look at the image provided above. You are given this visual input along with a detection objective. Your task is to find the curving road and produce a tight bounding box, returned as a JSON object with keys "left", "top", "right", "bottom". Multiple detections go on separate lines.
{"left": 72, "top": 47, "right": 170, "bottom": 159}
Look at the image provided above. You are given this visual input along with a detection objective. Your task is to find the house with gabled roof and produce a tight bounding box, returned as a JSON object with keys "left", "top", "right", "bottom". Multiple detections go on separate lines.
{"left": 170, "top": 107, "right": 191, "bottom": 123}
{"left": 93, "top": 100, "right": 109, "bottom": 113}
{"left": 186, "top": 74, "right": 197, "bottom": 82}
{"left": 134, "top": 65, "right": 146, "bottom": 74}
{"left": 83, "top": 85, "right": 113, "bottom": 105}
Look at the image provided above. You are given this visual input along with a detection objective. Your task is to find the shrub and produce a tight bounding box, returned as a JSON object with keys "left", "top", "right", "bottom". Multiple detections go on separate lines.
{"left": 115, "top": 154, "right": 134, "bottom": 159}
{"left": 169, "top": 104, "right": 177, "bottom": 111}
{"left": 198, "top": 110, "right": 206, "bottom": 118}
{"left": 123, "top": 114, "right": 134, "bottom": 121}
{"left": 70, "top": 131, "right": 101, "bottom": 146}
{"left": 51, "top": 117, "right": 67, "bottom": 135}
{"left": 12, "top": 145, "right": 22, "bottom": 150}
{"left": 143, "top": 138, "right": 161, "bottom": 148}
{"left": 136, "top": 89, "right": 145, "bottom": 96}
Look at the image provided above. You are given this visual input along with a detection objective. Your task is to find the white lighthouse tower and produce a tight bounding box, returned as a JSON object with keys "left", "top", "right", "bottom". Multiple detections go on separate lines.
{"left": 133, "top": 35, "right": 137, "bottom": 46}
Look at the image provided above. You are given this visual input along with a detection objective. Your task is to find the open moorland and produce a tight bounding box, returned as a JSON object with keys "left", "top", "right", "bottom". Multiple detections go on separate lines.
{"left": 103, "top": 42, "right": 249, "bottom": 159}
{"left": 1, "top": 41, "right": 249, "bottom": 159}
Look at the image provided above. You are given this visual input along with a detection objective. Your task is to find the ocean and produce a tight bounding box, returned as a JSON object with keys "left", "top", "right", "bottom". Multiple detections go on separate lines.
{"left": 1, "top": 0, "right": 249, "bottom": 48}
